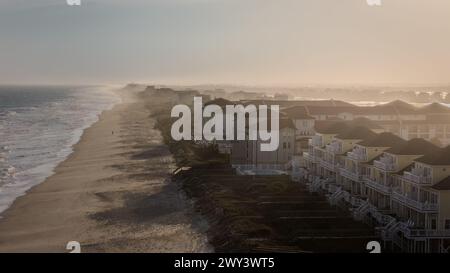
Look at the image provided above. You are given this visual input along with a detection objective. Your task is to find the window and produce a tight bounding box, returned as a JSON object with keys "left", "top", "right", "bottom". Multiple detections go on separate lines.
{"left": 431, "top": 219, "right": 437, "bottom": 230}
{"left": 445, "top": 220, "right": 450, "bottom": 230}
{"left": 283, "top": 142, "right": 287, "bottom": 149}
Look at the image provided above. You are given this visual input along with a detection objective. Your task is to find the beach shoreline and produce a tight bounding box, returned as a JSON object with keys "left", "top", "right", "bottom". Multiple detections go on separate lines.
{"left": 0, "top": 89, "right": 211, "bottom": 253}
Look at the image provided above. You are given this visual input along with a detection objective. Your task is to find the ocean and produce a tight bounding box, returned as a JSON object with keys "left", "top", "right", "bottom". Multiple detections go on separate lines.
{"left": 0, "top": 86, "right": 120, "bottom": 216}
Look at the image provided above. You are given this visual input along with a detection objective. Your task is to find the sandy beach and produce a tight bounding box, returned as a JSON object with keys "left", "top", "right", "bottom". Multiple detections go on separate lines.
{"left": 0, "top": 89, "right": 211, "bottom": 253}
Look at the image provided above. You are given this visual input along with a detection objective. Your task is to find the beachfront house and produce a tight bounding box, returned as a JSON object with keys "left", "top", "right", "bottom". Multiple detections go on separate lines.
{"left": 386, "top": 146, "right": 450, "bottom": 252}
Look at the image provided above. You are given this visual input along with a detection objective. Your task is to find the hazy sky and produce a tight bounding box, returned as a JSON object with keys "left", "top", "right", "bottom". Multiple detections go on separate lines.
{"left": 1, "top": 0, "right": 450, "bottom": 86}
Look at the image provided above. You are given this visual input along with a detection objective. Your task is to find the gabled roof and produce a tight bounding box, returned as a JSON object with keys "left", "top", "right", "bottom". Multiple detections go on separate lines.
{"left": 383, "top": 100, "right": 417, "bottom": 110}
{"left": 432, "top": 176, "right": 450, "bottom": 190}
{"left": 416, "top": 146, "right": 450, "bottom": 165}
{"left": 315, "top": 122, "right": 350, "bottom": 135}
{"left": 306, "top": 106, "right": 357, "bottom": 115}
{"left": 279, "top": 118, "right": 296, "bottom": 129}
{"left": 335, "top": 126, "right": 377, "bottom": 141}
{"left": 418, "top": 103, "right": 450, "bottom": 114}
{"left": 296, "top": 100, "right": 354, "bottom": 107}
{"left": 283, "top": 106, "right": 315, "bottom": 120}
{"left": 205, "top": 98, "right": 233, "bottom": 107}
{"left": 241, "top": 99, "right": 354, "bottom": 108}
{"left": 358, "top": 132, "right": 406, "bottom": 148}
{"left": 346, "top": 117, "right": 384, "bottom": 130}
{"left": 386, "top": 138, "right": 440, "bottom": 155}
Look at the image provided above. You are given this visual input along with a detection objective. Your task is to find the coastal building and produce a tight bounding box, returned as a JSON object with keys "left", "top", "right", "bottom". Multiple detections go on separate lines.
{"left": 339, "top": 133, "right": 405, "bottom": 197}
{"left": 365, "top": 139, "right": 440, "bottom": 212}
{"left": 302, "top": 128, "right": 450, "bottom": 252}
{"left": 215, "top": 95, "right": 450, "bottom": 252}
{"left": 323, "top": 126, "right": 377, "bottom": 189}
{"left": 230, "top": 118, "right": 295, "bottom": 174}
{"left": 387, "top": 146, "right": 450, "bottom": 252}
{"left": 302, "top": 122, "right": 351, "bottom": 180}
{"left": 273, "top": 100, "right": 450, "bottom": 147}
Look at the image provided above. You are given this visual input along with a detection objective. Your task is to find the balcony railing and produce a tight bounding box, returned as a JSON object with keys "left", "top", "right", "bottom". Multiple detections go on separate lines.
{"left": 374, "top": 160, "right": 396, "bottom": 171}
{"left": 326, "top": 143, "right": 341, "bottom": 154}
{"left": 309, "top": 136, "right": 323, "bottom": 147}
{"left": 392, "top": 191, "right": 438, "bottom": 212}
{"left": 340, "top": 168, "right": 363, "bottom": 181}
{"left": 403, "top": 171, "right": 432, "bottom": 185}
{"left": 364, "top": 177, "right": 392, "bottom": 195}
{"left": 403, "top": 228, "right": 450, "bottom": 239}
{"left": 303, "top": 152, "right": 318, "bottom": 163}
{"left": 320, "top": 159, "right": 336, "bottom": 171}
{"left": 347, "top": 151, "right": 367, "bottom": 162}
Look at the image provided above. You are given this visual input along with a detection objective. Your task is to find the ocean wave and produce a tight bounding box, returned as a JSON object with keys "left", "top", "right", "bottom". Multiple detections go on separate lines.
{"left": 0, "top": 86, "right": 120, "bottom": 216}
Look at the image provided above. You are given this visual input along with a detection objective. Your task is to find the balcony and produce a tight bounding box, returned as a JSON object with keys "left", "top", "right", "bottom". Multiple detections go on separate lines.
{"left": 374, "top": 160, "right": 396, "bottom": 172}
{"left": 303, "top": 152, "right": 315, "bottom": 163}
{"left": 340, "top": 168, "right": 363, "bottom": 181}
{"left": 320, "top": 159, "right": 336, "bottom": 171}
{"left": 347, "top": 151, "right": 367, "bottom": 162}
{"left": 309, "top": 136, "right": 323, "bottom": 147}
{"left": 326, "top": 143, "right": 342, "bottom": 154}
{"left": 364, "top": 177, "right": 392, "bottom": 195}
{"left": 392, "top": 191, "right": 438, "bottom": 212}
{"left": 403, "top": 171, "right": 432, "bottom": 185}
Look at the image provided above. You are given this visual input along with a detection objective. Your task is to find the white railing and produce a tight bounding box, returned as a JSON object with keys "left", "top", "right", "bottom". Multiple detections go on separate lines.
{"left": 403, "top": 229, "right": 450, "bottom": 238}
{"left": 340, "top": 168, "right": 363, "bottom": 181}
{"left": 343, "top": 190, "right": 352, "bottom": 203}
{"left": 328, "top": 184, "right": 339, "bottom": 194}
{"left": 320, "top": 159, "right": 336, "bottom": 171}
{"left": 381, "top": 219, "right": 402, "bottom": 241}
{"left": 350, "top": 196, "right": 364, "bottom": 208}
{"left": 374, "top": 160, "right": 396, "bottom": 171}
{"left": 364, "top": 177, "right": 392, "bottom": 194}
{"left": 303, "top": 152, "right": 319, "bottom": 163}
{"left": 373, "top": 212, "right": 396, "bottom": 226}
{"left": 347, "top": 151, "right": 367, "bottom": 161}
{"left": 326, "top": 143, "right": 341, "bottom": 154}
{"left": 353, "top": 201, "right": 370, "bottom": 220}
{"left": 310, "top": 136, "right": 323, "bottom": 147}
{"left": 329, "top": 188, "right": 345, "bottom": 205}
{"left": 403, "top": 171, "right": 432, "bottom": 185}
{"left": 392, "top": 191, "right": 438, "bottom": 212}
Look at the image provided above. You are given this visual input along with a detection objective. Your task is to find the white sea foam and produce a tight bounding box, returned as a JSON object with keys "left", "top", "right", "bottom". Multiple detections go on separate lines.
{"left": 0, "top": 86, "right": 120, "bottom": 216}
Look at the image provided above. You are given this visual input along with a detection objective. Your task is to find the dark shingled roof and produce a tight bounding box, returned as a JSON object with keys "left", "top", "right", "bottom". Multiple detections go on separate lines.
{"left": 335, "top": 126, "right": 377, "bottom": 141}
{"left": 386, "top": 138, "right": 440, "bottom": 155}
{"left": 283, "top": 106, "right": 315, "bottom": 120}
{"left": 205, "top": 98, "right": 233, "bottom": 107}
{"left": 279, "top": 118, "right": 296, "bottom": 129}
{"left": 383, "top": 100, "right": 417, "bottom": 110}
{"left": 315, "top": 122, "right": 350, "bottom": 134}
{"left": 432, "top": 176, "right": 450, "bottom": 190}
{"left": 241, "top": 99, "right": 354, "bottom": 108}
{"left": 346, "top": 117, "right": 384, "bottom": 130}
{"left": 358, "top": 132, "right": 406, "bottom": 148}
{"left": 372, "top": 102, "right": 418, "bottom": 114}
{"left": 416, "top": 146, "right": 450, "bottom": 165}
{"left": 418, "top": 103, "right": 450, "bottom": 114}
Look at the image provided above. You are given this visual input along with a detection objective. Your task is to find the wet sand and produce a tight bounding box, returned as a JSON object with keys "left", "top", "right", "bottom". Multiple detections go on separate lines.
{"left": 0, "top": 90, "right": 211, "bottom": 253}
